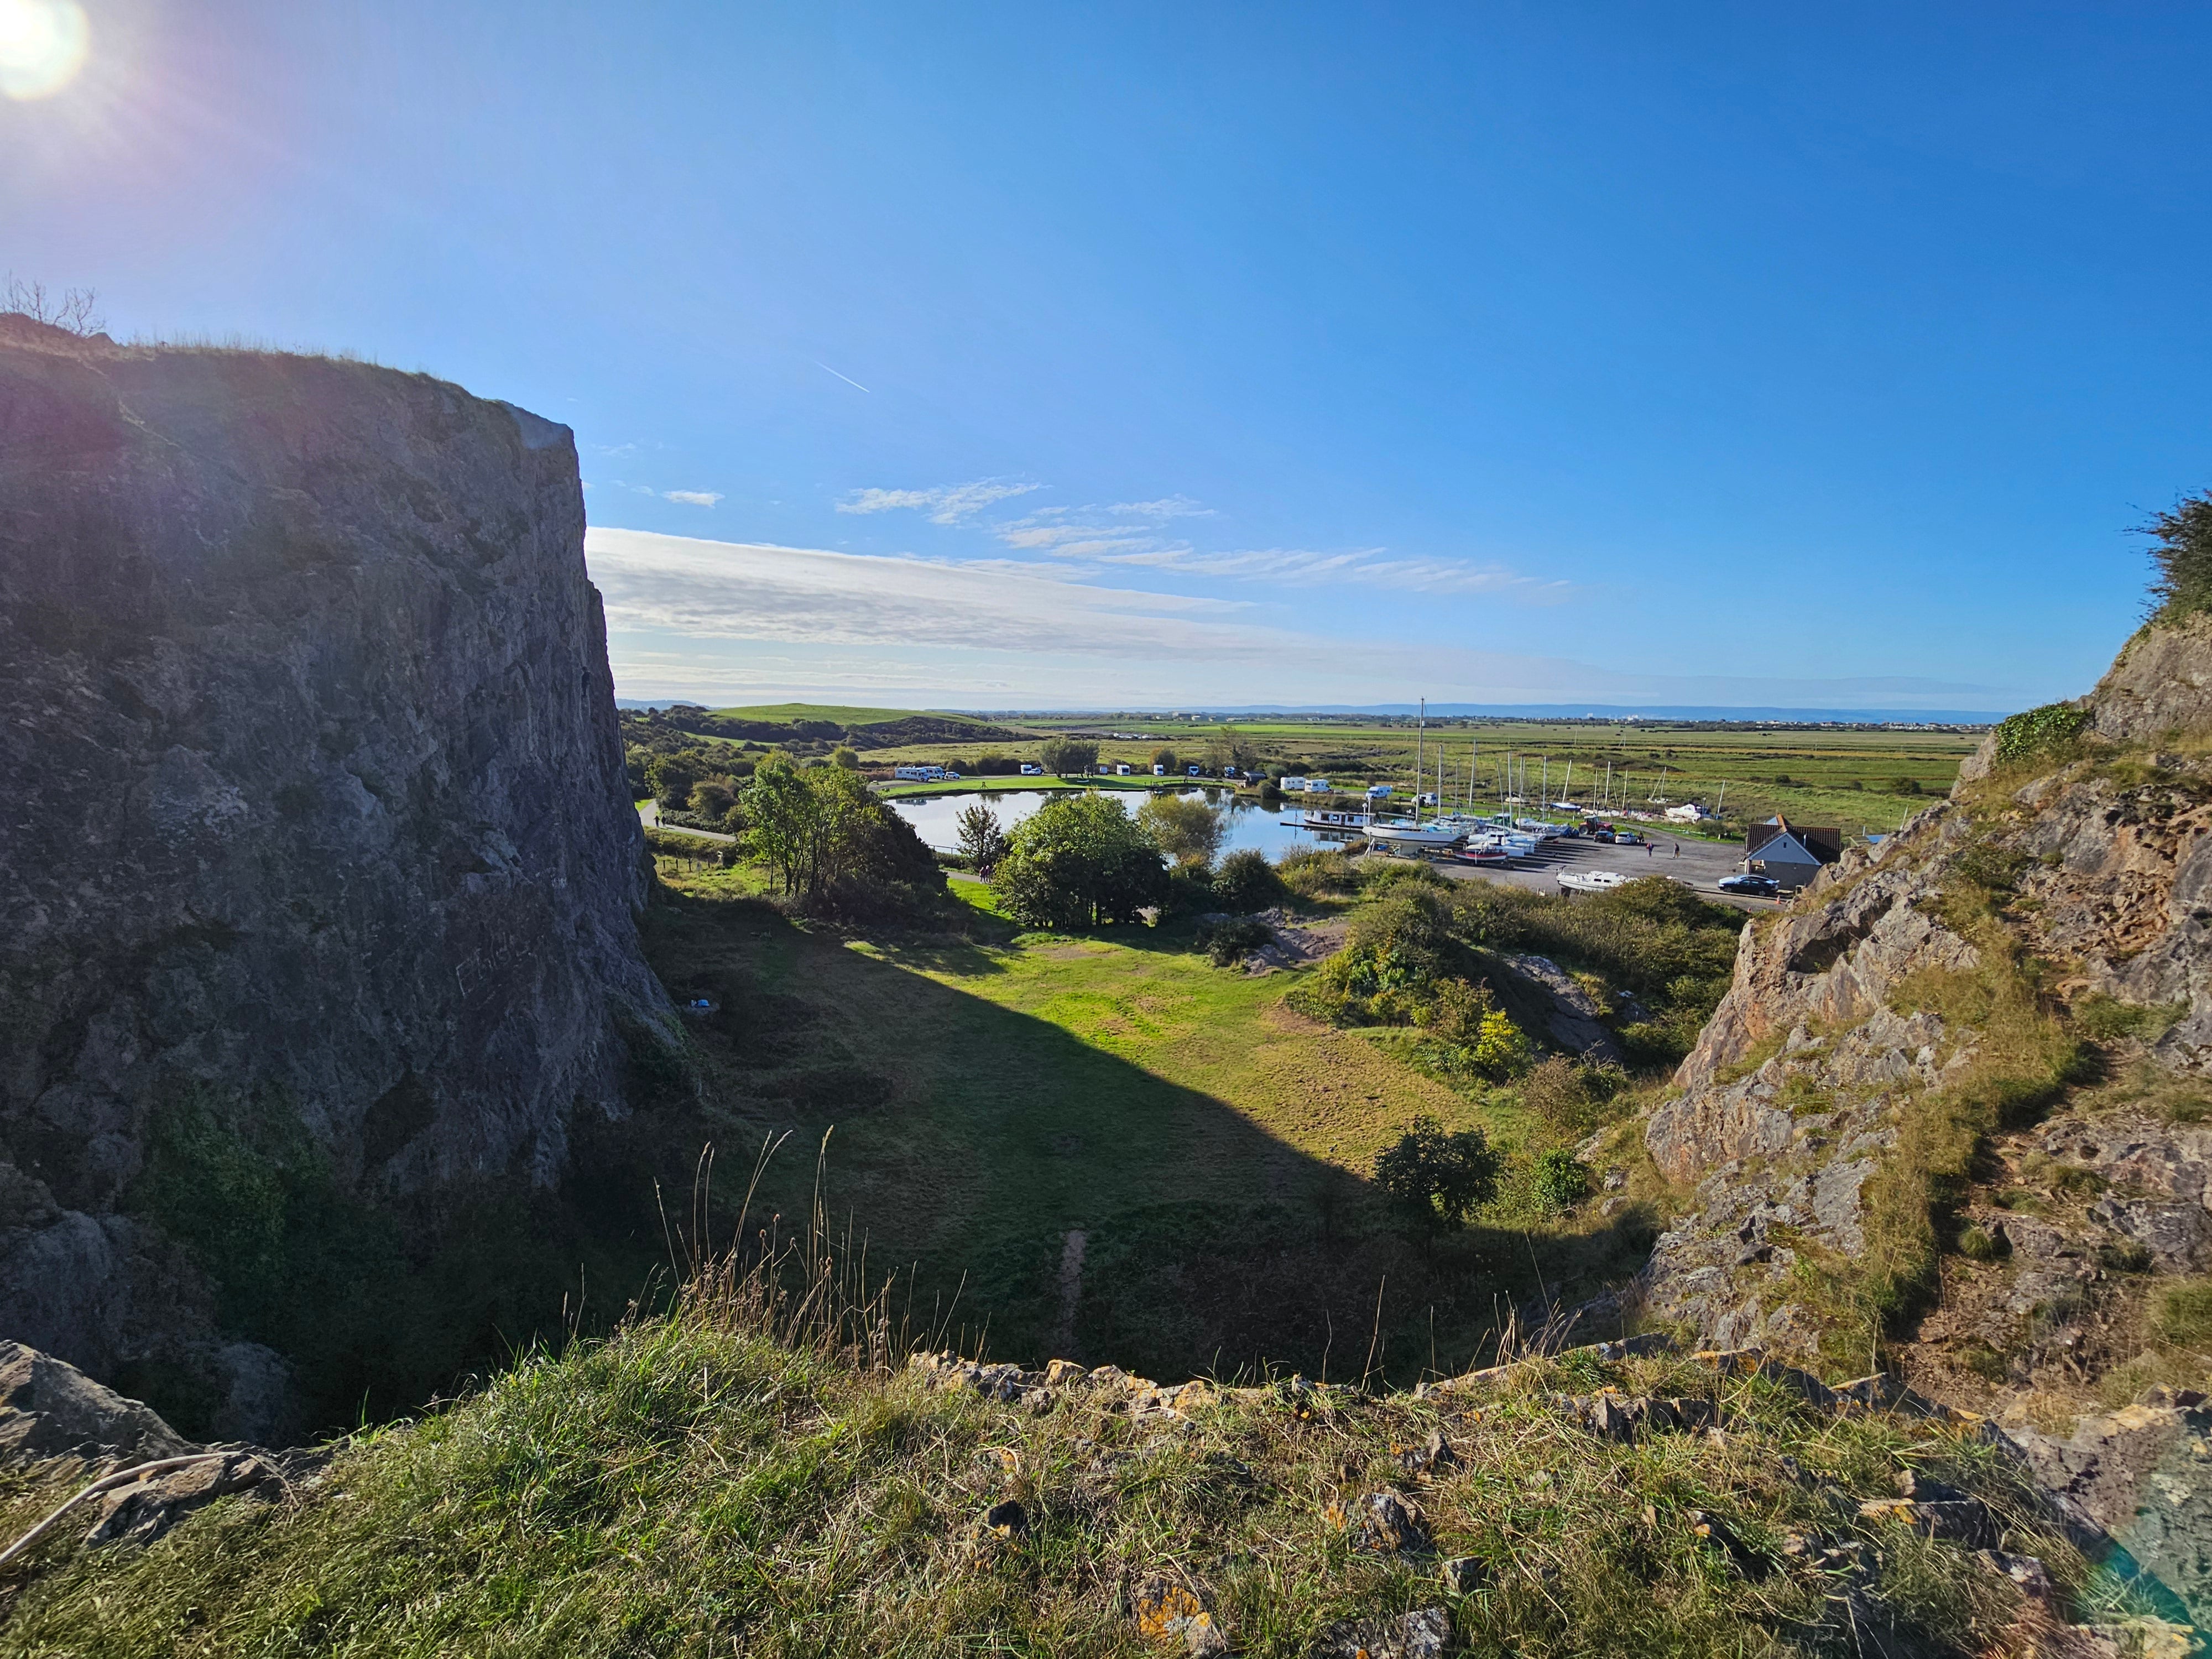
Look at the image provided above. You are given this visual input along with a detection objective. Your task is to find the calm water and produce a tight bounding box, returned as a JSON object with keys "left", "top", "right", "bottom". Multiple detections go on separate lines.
{"left": 889, "top": 787, "right": 1354, "bottom": 863}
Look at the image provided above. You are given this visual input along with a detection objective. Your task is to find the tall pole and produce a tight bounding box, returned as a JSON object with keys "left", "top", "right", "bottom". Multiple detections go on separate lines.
{"left": 1415, "top": 698, "right": 1423, "bottom": 823}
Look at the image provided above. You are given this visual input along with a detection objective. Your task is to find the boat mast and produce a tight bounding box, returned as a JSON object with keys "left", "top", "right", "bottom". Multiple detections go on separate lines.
{"left": 1414, "top": 698, "right": 1424, "bottom": 824}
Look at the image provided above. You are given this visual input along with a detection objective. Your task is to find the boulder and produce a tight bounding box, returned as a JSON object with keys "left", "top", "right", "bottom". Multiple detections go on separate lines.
{"left": 0, "top": 1339, "right": 192, "bottom": 1463}
{"left": 1306, "top": 1607, "right": 1451, "bottom": 1659}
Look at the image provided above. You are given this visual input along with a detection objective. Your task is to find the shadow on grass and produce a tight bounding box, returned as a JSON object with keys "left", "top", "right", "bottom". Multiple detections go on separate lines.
{"left": 637, "top": 883, "right": 1658, "bottom": 1390}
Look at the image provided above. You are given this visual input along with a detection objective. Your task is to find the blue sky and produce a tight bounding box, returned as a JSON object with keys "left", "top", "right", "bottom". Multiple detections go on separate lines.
{"left": 9, "top": 2, "right": 2210, "bottom": 712}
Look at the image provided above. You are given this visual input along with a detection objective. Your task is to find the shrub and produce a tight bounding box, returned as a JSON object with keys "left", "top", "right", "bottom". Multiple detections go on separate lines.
{"left": 1196, "top": 916, "right": 1273, "bottom": 967}
{"left": 1955, "top": 1224, "right": 2007, "bottom": 1262}
{"left": 1991, "top": 702, "right": 2090, "bottom": 769}
{"left": 1465, "top": 1009, "right": 1531, "bottom": 1079}
{"left": 1212, "top": 848, "right": 1285, "bottom": 911}
{"left": 2142, "top": 488, "right": 2212, "bottom": 624}
{"left": 1277, "top": 848, "right": 1359, "bottom": 898}
{"left": 689, "top": 779, "right": 735, "bottom": 820}
{"left": 1531, "top": 1149, "right": 1590, "bottom": 1214}
{"left": 1418, "top": 977, "right": 1498, "bottom": 1048}
{"left": 1522, "top": 1055, "right": 1602, "bottom": 1139}
{"left": 1162, "top": 863, "right": 1216, "bottom": 916}
{"left": 1373, "top": 1115, "right": 1503, "bottom": 1239}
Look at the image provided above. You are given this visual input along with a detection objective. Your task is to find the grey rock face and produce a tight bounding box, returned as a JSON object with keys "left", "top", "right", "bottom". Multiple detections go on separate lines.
{"left": 1500, "top": 952, "right": 1624, "bottom": 1063}
{"left": 2008, "top": 1400, "right": 2212, "bottom": 1623}
{"left": 2088, "top": 613, "right": 2212, "bottom": 744}
{"left": 1641, "top": 619, "right": 2212, "bottom": 1355}
{"left": 0, "top": 1338, "right": 191, "bottom": 1462}
{"left": 0, "top": 320, "right": 665, "bottom": 1401}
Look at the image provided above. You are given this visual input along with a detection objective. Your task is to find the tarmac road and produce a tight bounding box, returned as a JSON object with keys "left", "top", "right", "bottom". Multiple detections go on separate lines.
{"left": 1365, "top": 830, "right": 1777, "bottom": 912}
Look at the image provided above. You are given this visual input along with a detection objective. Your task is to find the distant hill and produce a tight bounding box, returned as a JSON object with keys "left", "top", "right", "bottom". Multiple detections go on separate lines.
{"left": 622, "top": 702, "right": 1022, "bottom": 749}
{"left": 705, "top": 702, "right": 985, "bottom": 728}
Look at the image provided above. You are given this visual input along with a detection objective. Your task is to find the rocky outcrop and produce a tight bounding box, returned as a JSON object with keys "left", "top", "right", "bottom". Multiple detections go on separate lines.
{"left": 2088, "top": 612, "right": 2212, "bottom": 744}
{"left": 0, "top": 319, "right": 666, "bottom": 1428}
{"left": 2007, "top": 1390, "right": 2212, "bottom": 1619}
{"left": 1643, "top": 613, "right": 2212, "bottom": 1365}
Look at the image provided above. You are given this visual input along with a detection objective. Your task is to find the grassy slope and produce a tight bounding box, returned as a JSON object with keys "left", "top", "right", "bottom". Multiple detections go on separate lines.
{"left": 0, "top": 1316, "right": 2085, "bottom": 1658}
{"left": 642, "top": 874, "right": 1658, "bottom": 1386}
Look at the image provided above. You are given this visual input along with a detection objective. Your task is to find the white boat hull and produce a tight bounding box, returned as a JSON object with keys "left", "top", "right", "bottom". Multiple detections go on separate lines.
{"left": 1367, "top": 821, "right": 1462, "bottom": 849}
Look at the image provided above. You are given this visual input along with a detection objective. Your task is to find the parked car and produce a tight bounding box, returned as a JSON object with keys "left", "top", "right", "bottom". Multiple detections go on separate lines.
{"left": 1718, "top": 873, "right": 1781, "bottom": 898}
{"left": 1611, "top": 831, "right": 1644, "bottom": 846}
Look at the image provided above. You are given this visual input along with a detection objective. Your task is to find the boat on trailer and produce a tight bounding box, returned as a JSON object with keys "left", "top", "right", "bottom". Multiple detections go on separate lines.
{"left": 1452, "top": 841, "right": 1513, "bottom": 865}
{"left": 1558, "top": 869, "right": 1630, "bottom": 893}
{"left": 1367, "top": 817, "right": 1463, "bottom": 852}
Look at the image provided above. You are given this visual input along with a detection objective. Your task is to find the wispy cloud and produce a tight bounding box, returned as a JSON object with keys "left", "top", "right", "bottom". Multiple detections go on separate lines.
{"left": 1109, "top": 496, "right": 1213, "bottom": 519}
{"left": 1094, "top": 544, "right": 1571, "bottom": 598}
{"left": 662, "top": 489, "right": 723, "bottom": 507}
{"left": 836, "top": 480, "right": 1042, "bottom": 524}
{"left": 587, "top": 526, "right": 2020, "bottom": 709}
{"left": 587, "top": 529, "right": 1272, "bottom": 662}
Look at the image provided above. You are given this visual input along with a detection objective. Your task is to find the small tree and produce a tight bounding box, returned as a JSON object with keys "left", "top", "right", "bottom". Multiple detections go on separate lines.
{"left": 831, "top": 745, "right": 860, "bottom": 769}
{"left": 1136, "top": 792, "right": 1225, "bottom": 868}
{"left": 993, "top": 792, "right": 1166, "bottom": 928}
{"left": 1374, "top": 1115, "right": 1502, "bottom": 1240}
{"left": 955, "top": 801, "right": 1010, "bottom": 872}
{"left": 647, "top": 755, "right": 698, "bottom": 812}
{"left": 688, "top": 779, "right": 735, "bottom": 820}
{"left": 1039, "top": 737, "right": 1100, "bottom": 776}
{"left": 3, "top": 276, "right": 103, "bottom": 336}
{"left": 1152, "top": 747, "right": 1178, "bottom": 774}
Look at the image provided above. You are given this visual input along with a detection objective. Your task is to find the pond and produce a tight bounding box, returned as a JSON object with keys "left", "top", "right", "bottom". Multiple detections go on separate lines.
{"left": 887, "top": 787, "right": 1356, "bottom": 863}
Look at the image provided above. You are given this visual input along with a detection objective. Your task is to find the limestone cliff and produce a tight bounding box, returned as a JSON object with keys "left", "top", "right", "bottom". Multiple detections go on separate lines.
{"left": 0, "top": 319, "right": 666, "bottom": 1432}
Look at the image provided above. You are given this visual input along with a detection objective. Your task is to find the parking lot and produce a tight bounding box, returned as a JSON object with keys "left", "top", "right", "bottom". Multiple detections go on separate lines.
{"left": 1373, "top": 829, "right": 1777, "bottom": 911}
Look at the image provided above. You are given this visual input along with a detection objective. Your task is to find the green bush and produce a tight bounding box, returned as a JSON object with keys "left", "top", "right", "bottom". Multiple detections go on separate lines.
{"left": 1195, "top": 916, "right": 1273, "bottom": 966}
{"left": 1531, "top": 1148, "right": 1590, "bottom": 1214}
{"left": 1212, "top": 848, "right": 1285, "bottom": 911}
{"left": 1276, "top": 847, "right": 1360, "bottom": 898}
{"left": 1991, "top": 702, "right": 2090, "bottom": 768}
{"left": 1955, "top": 1224, "right": 2007, "bottom": 1262}
{"left": 1373, "top": 1115, "right": 1503, "bottom": 1239}
{"left": 2143, "top": 488, "right": 2212, "bottom": 623}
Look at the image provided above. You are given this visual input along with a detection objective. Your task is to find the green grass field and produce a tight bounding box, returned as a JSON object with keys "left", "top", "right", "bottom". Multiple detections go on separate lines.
{"left": 637, "top": 869, "right": 1666, "bottom": 1387}
{"left": 857, "top": 715, "right": 1978, "bottom": 836}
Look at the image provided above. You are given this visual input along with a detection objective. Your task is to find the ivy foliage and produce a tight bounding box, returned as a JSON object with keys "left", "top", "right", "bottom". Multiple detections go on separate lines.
{"left": 1990, "top": 702, "right": 2090, "bottom": 768}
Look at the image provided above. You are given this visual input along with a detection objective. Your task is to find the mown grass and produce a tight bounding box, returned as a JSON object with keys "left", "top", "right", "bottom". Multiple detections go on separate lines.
{"left": 0, "top": 1314, "right": 2096, "bottom": 1658}
{"left": 636, "top": 869, "right": 1661, "bottom": 1389}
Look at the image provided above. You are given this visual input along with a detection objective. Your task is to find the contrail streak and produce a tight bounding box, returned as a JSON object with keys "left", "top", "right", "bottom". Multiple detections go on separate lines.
{"left": 815, "top": 361, "right": 871, "bottom": 393}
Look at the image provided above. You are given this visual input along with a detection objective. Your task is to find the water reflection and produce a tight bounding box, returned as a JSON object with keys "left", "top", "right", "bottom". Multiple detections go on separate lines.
{"left": 888, "top": 787, "right": 1349, "bottom": 863}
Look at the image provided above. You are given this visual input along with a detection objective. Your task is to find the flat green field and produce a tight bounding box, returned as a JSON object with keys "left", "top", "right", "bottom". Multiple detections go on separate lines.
{"left": 862, "top": 715, "right": 1979, "bottom": 836}
{"left": 638, "top": 871, "right": 1662, "bottom": 1387}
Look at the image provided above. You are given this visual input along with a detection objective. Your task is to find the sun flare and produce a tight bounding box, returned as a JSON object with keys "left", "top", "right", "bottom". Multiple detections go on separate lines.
{"left": 0, "top": 0, "right": 88, "bottom": 101}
